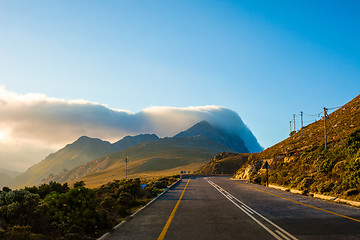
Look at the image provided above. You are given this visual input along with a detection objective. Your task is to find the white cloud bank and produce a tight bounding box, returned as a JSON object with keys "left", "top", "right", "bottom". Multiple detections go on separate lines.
{"left": 0, "top": 87, "right": 262, "bottom": 171}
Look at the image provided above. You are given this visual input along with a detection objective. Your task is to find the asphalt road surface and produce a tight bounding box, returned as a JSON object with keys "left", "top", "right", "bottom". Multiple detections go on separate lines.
{"left": 106, "top": 176, "right": 360, "bottom": 240}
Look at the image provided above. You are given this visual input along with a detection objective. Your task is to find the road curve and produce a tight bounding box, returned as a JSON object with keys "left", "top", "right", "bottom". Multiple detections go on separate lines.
{"left": 106, "top": 176, "right": 360, "bottom": 240}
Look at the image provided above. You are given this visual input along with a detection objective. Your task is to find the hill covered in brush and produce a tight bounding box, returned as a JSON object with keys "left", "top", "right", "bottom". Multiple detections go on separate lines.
{"left": 197, "top": 152, "right": 250, "bottom": 175}
{"left": 230, "top": 94, "right": 360, "bottom": 200}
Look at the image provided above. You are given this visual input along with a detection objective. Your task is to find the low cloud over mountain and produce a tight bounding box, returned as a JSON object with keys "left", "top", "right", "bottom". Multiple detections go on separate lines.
{"left": 0, "top": 87, "right": 262, "bottom": 171}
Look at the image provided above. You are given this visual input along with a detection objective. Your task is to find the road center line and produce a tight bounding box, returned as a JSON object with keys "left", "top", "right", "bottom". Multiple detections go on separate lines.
{"left": 157, "top": 178, "right": 190, "bottom": 240}
{"left": 238, "top": 183, "right": 360, "bottom": 223}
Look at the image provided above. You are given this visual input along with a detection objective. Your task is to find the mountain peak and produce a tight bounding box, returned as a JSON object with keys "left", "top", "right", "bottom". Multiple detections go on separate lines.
{"left": 75, "top": 135, "right": 101, "bottom": 142}
{"left": 113, "top": 134, "right": 159, "bottom": 151}
{"left": 174, "top": 121, "right": 249, "bottom": 153}
{"left": 175, "top": 121, "right": 213, "bottom": 136}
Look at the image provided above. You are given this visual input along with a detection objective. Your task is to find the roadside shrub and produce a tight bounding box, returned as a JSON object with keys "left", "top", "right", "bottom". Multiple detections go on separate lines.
{"left": 117, "top": 192, "right": 137, "bottom": 208}
{"left": 346, "top": 130, "right": 360, "bottom": 155}
{"left": 0, "top": 189, "right": 48, "bottom": 232}
{"left": 45, "top": 186, "right": 110, "bottom": 234}
{"left": 251, "top": 174, "right": 262, "bottom": 184}
{"left": 345, "top": 189, "right": 359, "bottom": 197}
{"left": 298, "top": 177, "right": 314, "bottom": 191}
{"left": 343, "top": 155, "right": 360, "bottom": 189}
{"left": 317, "top": 158, "right": 336, "bottom": 174}
{"left": 332, "top": 160, "right": 346, "bottom": 173}
{"left": 5, "top": 225, "right": 31, "bottom": 240}
{"left": 316, "top": 181, "right": 335, "bottom": 193}
{"left": 2, "top": 187, "right": 11, "bottom": 193}
{"left": 73, "top": 181, "right": 86, "bottom": 188}
{"left": 26, "top": 182, "right": 69, "bottom": 199}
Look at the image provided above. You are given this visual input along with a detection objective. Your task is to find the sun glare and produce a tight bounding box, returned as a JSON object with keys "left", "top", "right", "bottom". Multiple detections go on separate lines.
{"left": 0, "top": 130, "right": 10, "bottom": 143}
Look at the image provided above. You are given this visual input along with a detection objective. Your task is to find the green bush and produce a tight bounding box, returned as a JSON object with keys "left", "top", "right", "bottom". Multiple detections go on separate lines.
{"left": 45, "top": 186, "right": 110, "bottom": 234}
{"left": 346, "top": 130, "right": 360, "bottom": 155}
{"left": 343, "top": 155, "right": 360, "bottom": 189}
{"left": 0, "top": 176, "right": 178, "bottom": 239}
{"left": 0, "top": 189, "right": 48, "bottom": 232}
{"left": 251, "top": 174, "right": 262, "bottom": 184}
{"left": 316, "top": 181, "right": 335, "bottom": 193}
{"left": 298, "top": 177, "right": 314, "bottom": 191}
{"left": 345, "top": 188, "right": 359, "bottom": 196}
{"left": 25, "top": 182, "right": 69, "bottom": 199}
{"left": 317, "top": 158, "right": 336, "bottom": 173}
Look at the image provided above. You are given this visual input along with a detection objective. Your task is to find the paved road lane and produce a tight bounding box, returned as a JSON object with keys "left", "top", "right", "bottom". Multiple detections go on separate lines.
{"left": 106, "top": 176, "right": 360, "bottom": 240}
{"left": 210, "top": 177, "right": 360, "bottom": 240}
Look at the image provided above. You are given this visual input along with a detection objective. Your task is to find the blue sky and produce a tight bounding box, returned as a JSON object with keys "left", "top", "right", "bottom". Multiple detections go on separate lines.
{"left": 1, "top": 0, "right": 359, "bottom": 149}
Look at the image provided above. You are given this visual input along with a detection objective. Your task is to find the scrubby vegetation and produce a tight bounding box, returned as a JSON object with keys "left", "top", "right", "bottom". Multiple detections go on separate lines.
{"left": 197, "top": 152, "right": 249, "bottom": 175}
{"left": 0, "top": 176, "right": 177, "bottom": 239}
{"left": 246, "top": 129, "right": 360, "bottom": 200}
{"left": 229, "top": 95, "right": 360, "bottom": 201}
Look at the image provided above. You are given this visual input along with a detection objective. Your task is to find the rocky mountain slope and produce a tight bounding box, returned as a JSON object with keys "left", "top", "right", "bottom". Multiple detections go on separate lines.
{"left": 174, "top": 121, "right": 249, "bottom": 153}
{"left": 113, "top": 134, "right": 159, "bottom": 151}
{"left": 47, "top": 136, "right": 234, "bottom": 187}
{"left": 10, "top": 135, "right": 159, "bottom": 188}
{"left": 10, "top": 120, "right": 256, "bottom": 188}
{"left": 197, "top": 152, "right": 250, "bottom": 175}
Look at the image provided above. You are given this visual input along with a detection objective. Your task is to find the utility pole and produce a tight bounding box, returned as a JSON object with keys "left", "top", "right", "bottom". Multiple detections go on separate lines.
{"left": 125, "top": 155, "right": 128, "bottom": 179}
{"left": 301, "top": 111, "right": 303, "bottom": 129}
{"left": 324, "top": 107, "right": 327, "bottom": 150}
{"left": 293, "top": 114, "right": 296, "bottom": 132}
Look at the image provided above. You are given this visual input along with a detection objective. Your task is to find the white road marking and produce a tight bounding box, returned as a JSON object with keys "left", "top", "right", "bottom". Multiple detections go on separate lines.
{"left": 241, "top": 204, "right": 255, "bottom": 214}
{"left": 276, "top": 230, "right": 291, "bottom": 240}
{"left": 207, "top": 180, "right": 298, "bottom": 240}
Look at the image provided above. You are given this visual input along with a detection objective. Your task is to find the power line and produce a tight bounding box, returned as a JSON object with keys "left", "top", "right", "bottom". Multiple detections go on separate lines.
{"left": 327, "top": 106, "right": 342, "bottom": 110}
{"left": 289, "top": 103, "right": 344, "bottom": 138}
{"left": 303, "top": 112, "right": 322, "bottom": 117}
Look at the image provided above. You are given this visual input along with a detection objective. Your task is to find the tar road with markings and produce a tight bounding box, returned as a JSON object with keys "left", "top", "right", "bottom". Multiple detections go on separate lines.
{"left": 106, "top": 176, "right": 360, "bottom": 240}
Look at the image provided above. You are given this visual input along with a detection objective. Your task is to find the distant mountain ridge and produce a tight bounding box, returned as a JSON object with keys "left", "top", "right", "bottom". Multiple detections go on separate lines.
{"left": 174, "top": 121, "right": 249, "bottom": 153}
{"left": 0, "top": 168, "right": 21, "bottom": 188}
{"left": 0, "top": 173, "right": 14, "bottom": 189}
{"left": 113, "top": 134, "right": 159, "bottom": 151}
{"left": 44, "top": 135, "right": 234, "bottom": 186}
{"left": 0, "top": 168, "right": 21, "bottom": 178}
{"left": 10, "top": 134, "right": 160, "bottom": 188}
{"left": 10, "top": 121, "right": 257, "bottom": 188}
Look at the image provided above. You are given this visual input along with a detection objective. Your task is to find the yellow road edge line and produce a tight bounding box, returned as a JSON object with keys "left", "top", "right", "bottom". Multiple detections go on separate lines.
{"left": 157, "top": 178, "right": 191, "bottom": 240}
{"left": 237, "top": 182, "right": 360, "bottom": 223}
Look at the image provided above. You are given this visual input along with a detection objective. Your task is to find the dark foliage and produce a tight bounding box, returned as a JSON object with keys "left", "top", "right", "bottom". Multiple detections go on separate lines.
{"left": 0, "top": 176, "right": 177, "bottom": 239}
